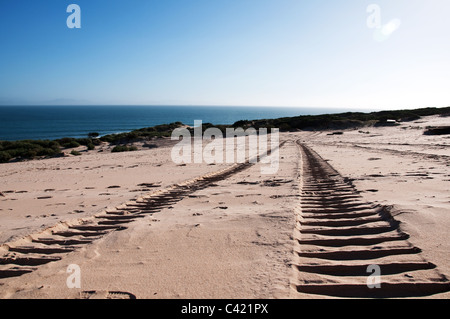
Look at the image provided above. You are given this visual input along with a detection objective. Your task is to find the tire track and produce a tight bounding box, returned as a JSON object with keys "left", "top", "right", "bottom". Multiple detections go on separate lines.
{"left": 0, "top": 164, "right": 254, "bottom": 280}
{"left": 293, "top": 142, "right": 450, "bottom": 298}
{"left": 316, "top": 142, "right": 450, "bottom": 164}
{"left": 0, "top": 140, "right": 284, "bottom": 282}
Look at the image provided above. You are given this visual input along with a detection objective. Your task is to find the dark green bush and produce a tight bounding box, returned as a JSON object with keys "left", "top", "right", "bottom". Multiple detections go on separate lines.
{"left": 100, "top": 122, "right": 183, "bottom": 144}
{"left": 111, "top": 145, "right": 129, "bottom": 153}
{"left": 36, "top": 147, "right": 58, "bottom": 156}
{"left": 91, "top": 138, "right": 102, "bottom": 146}
{"left": 0, "top": 151, "right": 12, "bottom": 163}
{"left": 56, "top": 137, "right": 74, "bottom": 145}
{"left": 279, "top": 123, "right": 292, "bottom": 132}
{"left": 56, "top": 138, "right": 80, "bottom": 149}
{"left": 75, "top": 138, "right": 92, "bottom": 146}
{"left": 66, "top": 140, "right": 80, "bottom": 148}
{"left": 111, "top": 145, "right": 138, "bottom": 153}
{"left": 0, "top": 140, "right": 62, "bottom": 161}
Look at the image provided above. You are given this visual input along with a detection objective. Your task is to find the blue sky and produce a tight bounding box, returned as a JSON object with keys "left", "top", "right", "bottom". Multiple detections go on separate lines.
{"left": 0, "top": 0, "right": 449, "bottom": 109}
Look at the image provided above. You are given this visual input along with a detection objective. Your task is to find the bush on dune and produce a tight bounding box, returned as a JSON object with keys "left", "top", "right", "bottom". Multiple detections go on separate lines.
{"left": 111, "top": 145, "right": 138, "bottom": 153}
{"left": 0, "top": 151, "right": 12, "bottom": 163}
{"left": 101, "top": 122, "right": 184, "bottom": 144}
{"left": 0, "top": 140, "right": 63, "bottom": 162}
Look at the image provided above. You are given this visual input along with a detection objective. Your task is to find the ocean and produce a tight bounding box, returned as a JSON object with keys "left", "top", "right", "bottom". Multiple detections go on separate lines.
{"left": 0, "top": 105, "right": 356, "bottom": 141}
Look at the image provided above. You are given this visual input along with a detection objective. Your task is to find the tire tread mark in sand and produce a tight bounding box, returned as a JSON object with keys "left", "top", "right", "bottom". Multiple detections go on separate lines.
{"left": 293, "top": 142, "right": 450, "bottom": 298}
{"left": 0, "top": 141, "right": 285, "bottom": 282}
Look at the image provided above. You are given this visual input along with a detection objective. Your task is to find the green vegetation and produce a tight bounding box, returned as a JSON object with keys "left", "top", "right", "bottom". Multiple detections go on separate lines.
{"left": 0, "top": 137, "right": 102, "bottom": 163}
{"left": 70, "top": 150, "right": 82, "bottom": 156}
{"left": 232, "top": 107, "right": 450, "bottom": 132}
{"left": 0, "top": 151, "right": 12, "bottom": 163}
{"left": 111, "top": 145, "right": 138, "bottom": 153}
{"left": 55, "top": 137, "right": 101, "bottom": 149}
{"left": 100, "top": 122, "right": 184, "bottom": 144}
{"left": 0, "top": 140, "right": 62, "bottom": 163}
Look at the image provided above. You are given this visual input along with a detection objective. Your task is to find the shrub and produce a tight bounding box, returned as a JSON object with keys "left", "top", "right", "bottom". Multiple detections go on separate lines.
{"left": 70, "top": 150, "right": 82, "bottom": 156}
{"left": 111, "top": 145, "right": 129, "bottom": 153}
{"left": 0, "top": 140, "right": 63, "bottom": 160}
{"left": 87, "top": 143, "right": 95, "bottom": 150}
{"left": 36, "top": 147, "right": 57, "bottom": 156}
{"left": 58, "top": 139, "right": 80, "bottom": 148}
{"left": 100, "top": 122, "right": 184, "bottom": 144}
{"left": 57, "top": 137, "right": 74, "bottom": 145}
{"left": 111, "top": 145, "right": 138, "bottom": 153}
{"left": 0, "top": 151, "right": 12, "bottom": 163}
{"left": 279, "top": 123, "right": 292, "bottom": 132}
{"left": 67, "top": 141, "right": 80, "bottom": 148}
{"left": 91, "top": 138, "right": 102, "bottom": 146}
{"left": 75, "top": 138, "right": 92, "bottom": 146}
{"left": 24, "top": 150, "right": 38, "bottom": 158}
{"left": 233, "top": 120, "right": 251, "bottom": 128}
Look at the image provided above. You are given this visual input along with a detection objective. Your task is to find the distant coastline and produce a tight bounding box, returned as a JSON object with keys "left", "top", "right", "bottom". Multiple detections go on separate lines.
{"left": 0, "top": 105, "right": 449, "bottom": 164}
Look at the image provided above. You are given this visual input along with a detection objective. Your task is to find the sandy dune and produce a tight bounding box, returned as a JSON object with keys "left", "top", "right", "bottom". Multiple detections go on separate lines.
{"left": 0, "top": 115, "right": 449, "bottom": 299}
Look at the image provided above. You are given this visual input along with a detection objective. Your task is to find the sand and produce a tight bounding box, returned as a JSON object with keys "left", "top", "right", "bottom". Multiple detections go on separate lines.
{"left": 0, "top": 115, "right": 449, "bottom": 299}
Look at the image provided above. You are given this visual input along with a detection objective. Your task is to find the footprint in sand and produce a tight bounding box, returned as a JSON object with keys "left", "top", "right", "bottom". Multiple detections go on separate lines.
{"left": 37, "top": 196, "right": 53, "bottom": 200}
{"left": 237, "top": 181, "right": 260, "bottom": 185}
{"left": 79, "top": 290, "right": 136, "bottom": 299}
{"left": 137, "top": 183, "right": 161, "bottom": 188}
{"left": 45, "top": 203, "right": 66, "bottom": 207}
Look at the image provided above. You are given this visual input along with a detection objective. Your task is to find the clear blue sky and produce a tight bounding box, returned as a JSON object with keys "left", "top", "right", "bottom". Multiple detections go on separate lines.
{"left": 0, "top": 0, "right": 449, "bottom": 109}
